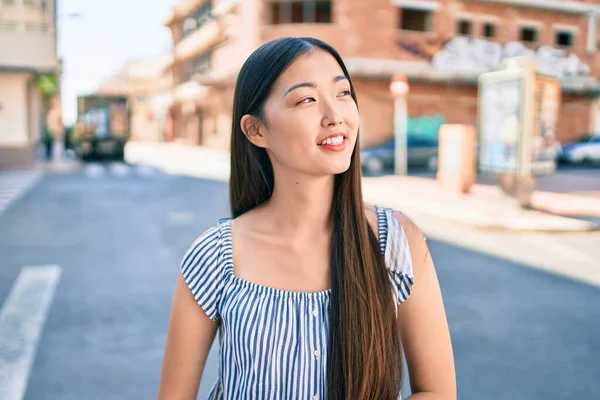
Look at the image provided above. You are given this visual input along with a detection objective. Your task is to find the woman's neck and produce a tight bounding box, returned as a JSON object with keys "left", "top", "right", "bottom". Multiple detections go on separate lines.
{"left": 261, "top": 171, "right": 334, "bottom": 239}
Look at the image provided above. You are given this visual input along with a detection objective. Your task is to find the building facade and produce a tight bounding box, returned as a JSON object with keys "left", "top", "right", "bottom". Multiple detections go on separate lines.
{"left": 164, "top": 0, "right": 600, "bottom": 151}
{"left": 96, "top": 54, "right": 175, "bottom": 143}
{"left": 0, "top": 0, "right": 60, "bottom": 168}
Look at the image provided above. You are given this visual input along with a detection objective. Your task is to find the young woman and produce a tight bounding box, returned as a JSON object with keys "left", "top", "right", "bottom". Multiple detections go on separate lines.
{"left": 159, "top": 37, "right": 456, "bottom": 400}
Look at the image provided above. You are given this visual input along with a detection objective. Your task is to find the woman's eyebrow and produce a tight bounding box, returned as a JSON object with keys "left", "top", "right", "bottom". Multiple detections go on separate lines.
{"left": 282, "top": 75, "right": 349, "bottom": 98}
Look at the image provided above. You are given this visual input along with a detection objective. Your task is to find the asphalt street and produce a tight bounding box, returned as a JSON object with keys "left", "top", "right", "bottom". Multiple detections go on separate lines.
{"left": 0, "top": 164, "right": 599, "bottom": 400}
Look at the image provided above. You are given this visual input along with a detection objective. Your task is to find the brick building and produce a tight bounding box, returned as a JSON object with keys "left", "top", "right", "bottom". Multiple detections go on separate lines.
{"left": 164, "top": 0, "right": 600, "bottom": 151}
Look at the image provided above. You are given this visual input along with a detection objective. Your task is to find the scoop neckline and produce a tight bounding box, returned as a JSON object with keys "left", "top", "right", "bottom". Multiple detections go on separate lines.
{"left": 221, "top": 218, "right": 332, "bottom": 300}
{"left": 220, "top": 206, "right": 387, "bottom": 300}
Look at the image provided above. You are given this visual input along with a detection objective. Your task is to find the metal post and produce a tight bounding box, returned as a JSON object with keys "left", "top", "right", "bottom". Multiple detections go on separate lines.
{"left": 587, "top": 12, "right": 597, "bottom": 53}
{"left": 394, "top": 95, "right": 408, "bottom": 175}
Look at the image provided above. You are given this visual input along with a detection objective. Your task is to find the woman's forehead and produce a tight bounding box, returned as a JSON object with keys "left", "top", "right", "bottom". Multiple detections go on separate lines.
{"left": 274, "top": 50, "right": 346, "bottom": 90}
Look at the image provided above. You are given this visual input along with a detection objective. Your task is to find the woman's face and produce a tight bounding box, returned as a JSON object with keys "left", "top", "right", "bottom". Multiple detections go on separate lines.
{"left": 249, "top": 49, "right": 359, "bottom": 177}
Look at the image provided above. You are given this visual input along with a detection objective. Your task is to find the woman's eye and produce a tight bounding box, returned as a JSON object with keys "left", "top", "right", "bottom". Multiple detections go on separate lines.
{"left": 338, "top": 90, "right": 351, "bottom": 97}
{"left": 297, "top": 97, "right": 316, "bottom": 105}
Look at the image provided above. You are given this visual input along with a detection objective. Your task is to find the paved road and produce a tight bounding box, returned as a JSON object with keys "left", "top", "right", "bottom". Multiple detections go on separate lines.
{"left": 0, "top": 164, "right": 599, "bottom": 400}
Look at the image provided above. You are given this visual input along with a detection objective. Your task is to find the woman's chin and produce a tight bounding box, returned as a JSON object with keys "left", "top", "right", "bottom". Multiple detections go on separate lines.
{"left": 327, "top": 160, "right": 352, "bottom": 176}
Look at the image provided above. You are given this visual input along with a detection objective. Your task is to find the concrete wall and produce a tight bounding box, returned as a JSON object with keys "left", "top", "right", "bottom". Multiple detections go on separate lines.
{"left": 0, "top": 73, "right": 37, "bottom": 168}
{"left": 0, "top": 73, "right": 30, "bottom": 146}
{"left": 211, "top": 0, "right": 262, "bottom": 73}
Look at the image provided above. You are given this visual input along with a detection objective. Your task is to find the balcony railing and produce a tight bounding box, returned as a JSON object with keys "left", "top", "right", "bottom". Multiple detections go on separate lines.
{"left": 0, "top": 20, "right": 54, "bottom": 33}
{"left": 0, "top": 20, "right": 18, "bottom": 32}
{"left": 25, "top": 21, "right": 52, "bottom": 33}
{"left": 181, "top": 1, "right": 212, "bottom": 40}
{"left": 175, "top": 18, "right": 222, "bottom": 64}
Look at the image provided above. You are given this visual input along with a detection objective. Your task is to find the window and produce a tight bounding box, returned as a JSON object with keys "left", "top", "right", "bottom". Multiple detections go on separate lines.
{"left": 315, "top": 1, "right": 332, "bottom": 23}
{"left": 270, "top": 3, "right": 282, "bottom": 24}
{"left": 270, "top": 1, "right": 332, "bottom": 24}
{"left": 556, "top": 30, "right": 574, "bottom": 47}
{"left": 520, "top": 26, "right": 538, "bottom": 43}
{"left": 457, "top": 19, "right": 472, "bottom": 36}
{"left": 483, "top": 22, "right": 495, "bottom": 38}
{"left": 23, "top": 0, "right": 35, "bottom": 6}
{"left": 290, "top": 2, "right": 303, "bottom": 23}
{"left": 3, "top": 0, "right": 15, "bottom": 6}
{"left": 399, "top": 8, "right": 432, "bottom": 32}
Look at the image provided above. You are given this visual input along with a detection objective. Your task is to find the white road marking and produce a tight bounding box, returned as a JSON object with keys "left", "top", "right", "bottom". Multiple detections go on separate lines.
{"left": 108, "top": 162, "right": 130, "bottom": 177}
{"left": 0, "top": 172, "right": 42, "bottom": 216}
{"left": 83, "top": 164, "right": 106, "bottom": 177}
{"left": 0, "top": 265, "right": 62, "bottom": 400}
{"left": 84, "top": 163, "right": 158, "bottom": 178}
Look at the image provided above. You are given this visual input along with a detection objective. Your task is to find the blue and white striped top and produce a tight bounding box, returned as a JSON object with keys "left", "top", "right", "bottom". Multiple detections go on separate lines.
{"left": 180, "top": 206, "right": 414, "bottom": 399}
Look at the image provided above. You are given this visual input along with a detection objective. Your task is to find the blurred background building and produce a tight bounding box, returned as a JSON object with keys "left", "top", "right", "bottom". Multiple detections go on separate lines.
{"left": 161, "top": 0, "right": 600, "bottom": 151}
{"left": 95, "top": 54, "right": 174, "bottom": 143}
{"left": 0, "top": 0, "right": 60, "bottom": 168}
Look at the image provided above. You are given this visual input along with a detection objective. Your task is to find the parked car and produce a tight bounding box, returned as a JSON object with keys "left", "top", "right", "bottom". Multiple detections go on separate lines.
{"left": 558, "top": 134, "right": 600, "bottom": 165}
{"left": 360, "top": 136, "right": 438, "bottom": 173}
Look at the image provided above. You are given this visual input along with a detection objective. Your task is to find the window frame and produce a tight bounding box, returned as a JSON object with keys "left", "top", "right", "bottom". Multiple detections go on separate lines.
{"left": 399, "top": 7, "right": 433, "bottom": 32}
{"left": 269, "top": 0, "right": 332, "bottom": 25}
{"left": 519, "top": 24, "right": 540, "bottom": 44}
{"left": 457, "top": 18, "right": 473, "bottom": 36}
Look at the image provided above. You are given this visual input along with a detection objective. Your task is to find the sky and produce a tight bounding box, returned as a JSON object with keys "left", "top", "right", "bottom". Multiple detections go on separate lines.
{"left": 58, "top": 0, "right": 174, "bottom": 125}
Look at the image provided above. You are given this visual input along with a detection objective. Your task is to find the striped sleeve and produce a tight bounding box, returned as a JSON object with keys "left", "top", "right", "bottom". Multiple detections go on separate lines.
{"left": 180, "top": 225, "right": 225, "bottom": 321}
{"left": 383, "top": 209, "right": 415, "bottom": 305}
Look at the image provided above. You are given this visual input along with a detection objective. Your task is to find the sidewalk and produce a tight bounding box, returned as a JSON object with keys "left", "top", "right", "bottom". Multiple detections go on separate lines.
{"left": 125, "top": 142, "right": 600, "bottom": 232}
{"left": 125, "top": 141, "right": 230, "bottom": 181}
{"left": 363, "top": 176, "right": 600, "bottom": 232}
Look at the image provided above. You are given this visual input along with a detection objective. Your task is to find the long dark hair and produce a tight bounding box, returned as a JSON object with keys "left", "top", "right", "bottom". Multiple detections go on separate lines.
{"left": 229, "top": 37, "right": 402, "bottom": 399}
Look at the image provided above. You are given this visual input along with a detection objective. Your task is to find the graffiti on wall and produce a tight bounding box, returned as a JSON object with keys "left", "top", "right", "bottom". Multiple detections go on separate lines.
{"left": 431, "top": 37, "right": 590, "bottom": 78}
{"left": 399, "top": 35, "right": 591, "bottom": 78}
{"left": 398, "top": 36, "right": 452, "bottom": 61}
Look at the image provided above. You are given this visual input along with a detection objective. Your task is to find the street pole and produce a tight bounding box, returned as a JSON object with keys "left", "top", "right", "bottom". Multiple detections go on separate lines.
{"left": 394, "top": 95, "right": 408, "bottom": 175}
{"left": 390, "top": 74, "right": 409, "bottom": 175}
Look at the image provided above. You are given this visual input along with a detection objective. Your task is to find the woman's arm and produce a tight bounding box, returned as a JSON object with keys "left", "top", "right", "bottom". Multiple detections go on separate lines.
{"left": 395, "top": 212, "right": 456, "bottom": 400}
{"left": 158, "top": 273, "right": 220, "bottom": 400}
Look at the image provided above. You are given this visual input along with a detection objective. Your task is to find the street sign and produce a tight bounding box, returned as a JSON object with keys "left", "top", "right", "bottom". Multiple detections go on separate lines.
{"left": 478, "top": 68, "right": 524, "bottom": 174}
{"left": 478, "top": 60, "right": 561, "bottom": 176}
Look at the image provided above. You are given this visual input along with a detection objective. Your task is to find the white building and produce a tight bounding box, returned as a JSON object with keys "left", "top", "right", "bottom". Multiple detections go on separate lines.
{"left": 0, "top": 0, "right": 59, "bottom": 168}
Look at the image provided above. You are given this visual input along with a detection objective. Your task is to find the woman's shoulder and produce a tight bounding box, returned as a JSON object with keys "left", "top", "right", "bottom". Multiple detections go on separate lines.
{"left": 379, "top": 207, "right": 430, "bottom": 284}
{"left": 367, "top": 204, "right": 428, "bottom": 267}
{"left": 179, "top": 219, "right": 232, "bottom": 321}
{"left": 365, "top": 204, "right": 425, "bottom": 243}
{"left": 181, "top": 219, "right": 230, "bottom": 267}
{"left": 367, "top": 205, "right": 419, "bottom": 304}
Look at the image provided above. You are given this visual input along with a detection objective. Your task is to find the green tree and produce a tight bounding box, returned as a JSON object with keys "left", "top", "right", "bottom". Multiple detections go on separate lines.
{"left": 34, "top": 73, "right": 60, "bottom": 143}
{"left": 34, "top": 73, "right": 59, "bottom": 98}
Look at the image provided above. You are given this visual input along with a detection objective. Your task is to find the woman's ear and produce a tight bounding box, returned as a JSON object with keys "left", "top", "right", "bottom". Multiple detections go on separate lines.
{"left": 240, "top": 115, "right": 269, "bottom": 149}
